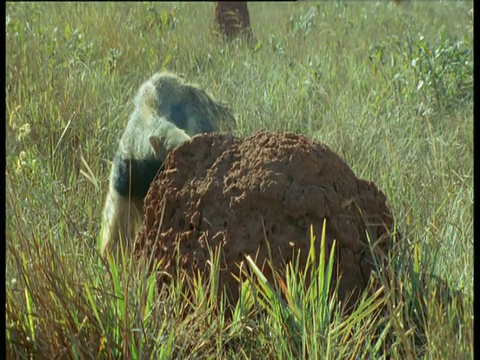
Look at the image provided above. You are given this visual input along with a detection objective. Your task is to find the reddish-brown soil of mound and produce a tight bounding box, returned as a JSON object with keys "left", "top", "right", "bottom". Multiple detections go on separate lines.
{"left": 135, "top": 132, "right": 396, "bottom": 306}
{"left": 214, "top": 1, "right": 253, "bottom": 43}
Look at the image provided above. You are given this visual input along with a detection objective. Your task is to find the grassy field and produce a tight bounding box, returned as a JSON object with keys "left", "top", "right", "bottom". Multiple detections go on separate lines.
{"left": 6, "top": 2, "right": 473, "bottom": 359}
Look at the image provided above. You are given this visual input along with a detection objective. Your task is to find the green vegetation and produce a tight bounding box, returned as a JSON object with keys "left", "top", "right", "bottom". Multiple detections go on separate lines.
{"left": 6, "top": 2, "right": 473, "bottom": 358}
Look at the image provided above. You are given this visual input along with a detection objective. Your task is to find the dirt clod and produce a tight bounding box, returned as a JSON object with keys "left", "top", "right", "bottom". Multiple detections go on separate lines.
{"left": 135, "top": 132, "right": 396, "bottom": 306}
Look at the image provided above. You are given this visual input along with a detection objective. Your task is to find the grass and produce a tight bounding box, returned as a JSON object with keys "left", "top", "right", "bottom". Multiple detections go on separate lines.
{"left": 6, "top": 1, "right": 473, "bottom": 359}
